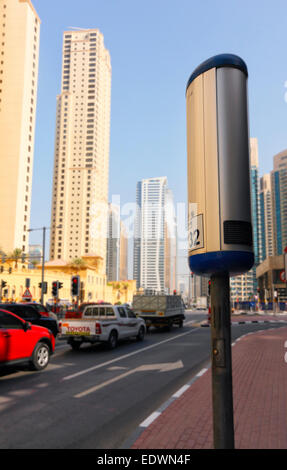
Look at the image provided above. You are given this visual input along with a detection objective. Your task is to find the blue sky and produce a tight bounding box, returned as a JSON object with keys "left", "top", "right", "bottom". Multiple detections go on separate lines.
{"left": 29, "top": 0, "right": 287, "bottom": 257}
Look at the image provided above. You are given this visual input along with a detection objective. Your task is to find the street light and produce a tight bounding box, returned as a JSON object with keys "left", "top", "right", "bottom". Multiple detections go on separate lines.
{"left": 27, "top": 225, "right": 62, "bottom": 304}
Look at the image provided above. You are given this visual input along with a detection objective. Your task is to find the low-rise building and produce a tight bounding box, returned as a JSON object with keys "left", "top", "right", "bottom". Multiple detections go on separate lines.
{"left": 0, "top": 254, "right": 136, "bottom": 305}
{"left": 256, "top": 255, "right": 287, "bottom": 303}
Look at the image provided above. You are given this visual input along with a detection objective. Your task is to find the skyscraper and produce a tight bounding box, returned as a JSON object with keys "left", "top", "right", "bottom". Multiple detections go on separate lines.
{"left": 230, "top": 138, "right": 262, "bottom": 301}
{"left": 133, "top": 177, "right": 177, "bottom": 293}
{"left": 49, "top": 29, "right": 111, "bottom": 271}
{"left": 260, "top": 173, "right": 274, "bottom": 260}
{"left": 271, "top": 149, "right": 287, "bottom": 255}
{"left": 119, "top": 221, "right": 128, "bottom": 281}
{"left": 250, "top": 138, "right": 262, "bottom": 268}
{"left": 0, "top": 0, "right": 40, "bottom": 254}
{"left": 106, "top": 203, "right": 120, "bottom": 282}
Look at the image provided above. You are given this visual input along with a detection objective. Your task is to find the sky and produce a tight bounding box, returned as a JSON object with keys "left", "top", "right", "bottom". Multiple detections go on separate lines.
{"left": 29, "top": 0, "right": 287, "bottom": 273}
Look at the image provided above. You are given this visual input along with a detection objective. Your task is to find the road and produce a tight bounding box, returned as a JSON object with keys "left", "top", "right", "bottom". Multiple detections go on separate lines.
{"left": 0, "top": 310, "right": 285, "bottom": 449}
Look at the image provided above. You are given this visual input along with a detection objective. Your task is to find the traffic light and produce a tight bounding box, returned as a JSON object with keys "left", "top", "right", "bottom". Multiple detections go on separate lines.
{"left": 59, "top": 282, "right": 63, "bottom": 290}
{"left": 39, "top": 282, "right": 48, "bottom": 294}
{"left": 208, "top": 280, "right": 211, "bottom": 296}
{"left": 71, "top": 276, "right": 80, "bottom": 297}
{"left": 52, "top": 281, "right": 59, "bottom": 298}
{"left": 173, "top": 289, "right": 177, "bottom": 295}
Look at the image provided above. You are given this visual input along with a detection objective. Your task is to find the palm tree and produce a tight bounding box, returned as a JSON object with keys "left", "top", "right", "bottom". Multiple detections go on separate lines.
{"left": 7, "top": 248, "right": 23, "bottom": 268}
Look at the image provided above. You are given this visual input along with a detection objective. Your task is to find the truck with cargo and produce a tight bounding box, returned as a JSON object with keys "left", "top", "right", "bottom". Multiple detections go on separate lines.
{"left": 132, "top": 295, "right": 185, "bottom": 331}
{"left": 58, "top": 304, "right": 146, "bottom": 350}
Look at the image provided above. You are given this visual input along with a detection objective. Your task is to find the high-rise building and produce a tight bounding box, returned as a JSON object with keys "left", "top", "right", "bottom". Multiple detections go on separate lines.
{"left": 164, "top": 189, "right": 177, "bottom": 293}
{"left": 106, "top": 203, "right": 120, "bottom": 282}
{"left": 106, "top": 205, "right": 129, "bottom": 282}
{"left": 49, "top": 29, "right": 111, "bottom": 271}
{"left": 271, "top": 149, "right": 287, "bottom": 256}
{"left": 260, "top": 173, "right": 274, "bottom": 260}
{"left": 133, "top": 177, "right": 177, "bottom": 293}
{"left": 0, "top": 0, "right": 40, "bottom": 254}
{"left": 230, "top": 138, "right": 262, "bottom": 301}
{"left": 119, "top": 221, "right": 128, "bottom": 281}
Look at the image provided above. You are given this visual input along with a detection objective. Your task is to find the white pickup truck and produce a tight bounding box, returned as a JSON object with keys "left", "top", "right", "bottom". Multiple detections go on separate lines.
{"left": 58, "top": 304, "right": 146, "bottom": 350}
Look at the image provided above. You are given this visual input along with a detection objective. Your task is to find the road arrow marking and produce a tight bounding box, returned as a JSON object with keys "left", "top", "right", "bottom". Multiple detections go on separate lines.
{"left": 74, "top": 360, "right": 184, "bottom": 398}
{"left": 62, "top": 328, "right": 198, "bottom": 382}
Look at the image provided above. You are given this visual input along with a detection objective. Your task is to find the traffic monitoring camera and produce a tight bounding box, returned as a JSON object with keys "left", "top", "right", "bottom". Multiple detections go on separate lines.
{"left": 186, "top": 54, "right": 254, "bottom": 276}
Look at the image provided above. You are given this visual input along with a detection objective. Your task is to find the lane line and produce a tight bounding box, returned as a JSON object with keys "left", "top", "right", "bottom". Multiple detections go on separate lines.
{"left": 140, "top": 412, "right": 161, "bottom": 428}
{"left": 172, "top": 384, "right": 190, "bottom": 398}
{"left": 62, "top": 328, "right": 200, "bottom": 381}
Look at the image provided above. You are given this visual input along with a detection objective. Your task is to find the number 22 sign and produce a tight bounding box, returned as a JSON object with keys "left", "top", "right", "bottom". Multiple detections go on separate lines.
{"left": 188, "top": 214, "right": 204, "bottom": 252}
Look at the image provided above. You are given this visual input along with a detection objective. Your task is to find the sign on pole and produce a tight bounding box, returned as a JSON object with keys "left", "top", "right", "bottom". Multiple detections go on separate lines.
{"left": 22, "top": 288, "right": 32, "bottom": 300}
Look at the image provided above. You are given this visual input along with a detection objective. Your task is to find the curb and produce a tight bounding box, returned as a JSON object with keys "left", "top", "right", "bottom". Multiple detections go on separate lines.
{"left": 200, "top": 319, "right": 287, "bottom": 327}
{"left": 121, "top": 363, "right": 210, "bottom": 449}
{"left": 122, "top": 323, "right": 287, "bottom": 449}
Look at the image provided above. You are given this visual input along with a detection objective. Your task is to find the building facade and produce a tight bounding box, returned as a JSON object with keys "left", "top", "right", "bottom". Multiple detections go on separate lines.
{"left": 49, "top": 29, "right": 111, "bottom": 271}
{"left": 260, "top": 173, "right": 274, "bottom": 260}
{"left": 119, "top": 221, "right": 128, "bottom": 281}
{"left": 133, "top": 177, "right": 177, "bottom": 293}
{"left": 0, "top": 256, "right": 136, "bottom": 305}
{"left": 271, "top": 149, "right": 287, "bottom": 256}
{"left": 0, "top": 0, "right": 40, "bottom": 254}
{"left": 230, "top": 138, "right": 262, "bottom": 301}
{"left": 106, "top": 203, "right": 120, "bottom": 281}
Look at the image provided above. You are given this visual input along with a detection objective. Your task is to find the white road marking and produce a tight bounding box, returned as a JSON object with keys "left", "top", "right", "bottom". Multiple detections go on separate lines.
{"left": 62, "top": 328, "right": 199, "bottom": 382}
{"left": 172, "top": 384, "right": 190, "bottom": 398}
{"left": 196, "top": 368, "right": 208, "bottom": 377}
{"left": 74, "top": 361, "right": 184, "bottom": 398}
{"left": 140, "top": 412, "right": 161, "bottom": 428}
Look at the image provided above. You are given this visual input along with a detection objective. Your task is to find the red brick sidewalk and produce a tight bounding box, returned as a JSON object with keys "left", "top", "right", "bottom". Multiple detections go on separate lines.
{"left": 132, "top": 326, "right": 287, "bottom": 449}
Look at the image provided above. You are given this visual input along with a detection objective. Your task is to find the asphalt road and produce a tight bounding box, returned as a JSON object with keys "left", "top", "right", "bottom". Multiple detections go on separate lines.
{"left": 0, "top": 310, "right": 285, "bottom": 449}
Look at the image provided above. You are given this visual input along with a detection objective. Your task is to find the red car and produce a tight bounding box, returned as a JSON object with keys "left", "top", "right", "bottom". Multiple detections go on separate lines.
{"left": 0, "top": 309, "right": 55, "bottom": 371}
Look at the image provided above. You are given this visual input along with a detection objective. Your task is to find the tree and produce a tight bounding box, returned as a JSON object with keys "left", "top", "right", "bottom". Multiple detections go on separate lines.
{"left": 68, "top": 257, "right": 87, "bottom": 274}
{"left": 7, "top": 248, "right": 23, "bottom": 268}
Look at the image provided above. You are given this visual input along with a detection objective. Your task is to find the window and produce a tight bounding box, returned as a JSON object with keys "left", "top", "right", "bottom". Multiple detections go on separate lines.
{"left": 0, "top": 311, "right": 23, "bottom": 329}
{"left": 118, "top": 307, "right": 126, "bottom": 318}
{"left": 106, "top": 307, "right": 114, "bottom": 317}
{"left": 127, "top": 308, "right": 136, "bottom": 318}
{"left": 85, "top": 307, "right": 93, "bottom": 317}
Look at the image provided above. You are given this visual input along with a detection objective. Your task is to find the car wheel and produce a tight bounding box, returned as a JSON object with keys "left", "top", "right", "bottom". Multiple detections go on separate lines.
{"left": 136, "top": 325, "right": 145, "bottom": 341}
{"left": 167, "top": 319, "right": 173, "bottom": 331}
{"left": 107, "top": 330, "right": 118, "bottom": 349}
{"left": 30, "top": 342, "right": 50, "bottom": 371}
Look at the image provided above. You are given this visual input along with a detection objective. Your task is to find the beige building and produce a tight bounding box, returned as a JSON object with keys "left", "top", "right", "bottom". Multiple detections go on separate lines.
{"left": 0, "top": 0, "right": 40, "bottom": 254}
{"left": 0, "top": 255, "right": 136, "bottom": 305}
{"left": 256, "top": 255, "right": 287, "bottom": 303}
{"left": 260, "top": 173, "right": 274, "bottom": 259}
{"left": 49, "top": 29, "right": 111, "bottom": 272}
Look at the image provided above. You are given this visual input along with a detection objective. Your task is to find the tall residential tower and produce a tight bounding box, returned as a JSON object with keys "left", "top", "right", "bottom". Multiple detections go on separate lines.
{"left": 0, "top": 0, "right": 40, "bottom": 254}
{"left": 49, "top": 29, "right": 111, "bottom": 271}
{"left": 133, "top": 177, "right": 177, "bottom": 293}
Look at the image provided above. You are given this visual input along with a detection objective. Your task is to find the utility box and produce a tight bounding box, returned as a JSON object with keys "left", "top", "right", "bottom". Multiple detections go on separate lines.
{"left": 186, "top": 54, "right": 254, "bottom": 276}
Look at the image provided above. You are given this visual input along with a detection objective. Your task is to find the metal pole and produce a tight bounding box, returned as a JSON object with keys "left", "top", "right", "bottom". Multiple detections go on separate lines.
{"left": 210, "top": 272, "right": 235, "bottom": 449}
{"left": 41, "top": 227, "right": 46, "bottom": 305}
